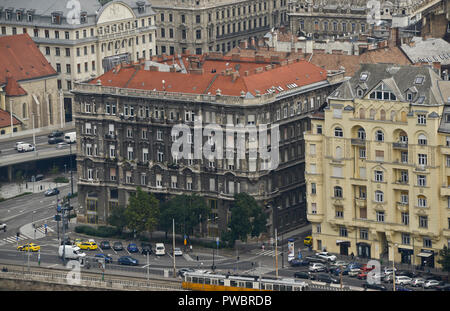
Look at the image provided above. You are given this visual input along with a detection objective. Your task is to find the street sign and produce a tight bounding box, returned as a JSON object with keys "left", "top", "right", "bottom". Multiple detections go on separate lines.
{"left": 57, "top": 205, "right": 61, "bottom": 213}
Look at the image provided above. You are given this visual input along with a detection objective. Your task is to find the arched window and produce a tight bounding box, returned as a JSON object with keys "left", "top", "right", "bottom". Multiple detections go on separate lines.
{"left": 390, "top": 111, "right": 396, "bottom": 121}
{"left": 334, "top": 186, "right": 343, "bottom": 198}
{"left": 357, "top": 128, "right": 366, "bottom": 140}
{"left": 418, "top": 134, "right": 427, "bottom": 145}
{"left": 375, "top": 190, "right": 384, "bottom": 202}
{"left": 370, "top": 109, "right": 376, "bottom": 119}
{"left": 334, "top": 127, "right": 343, "bottom": 137}
{"left": 417, "top": 195, "right": 427, "bottom": 208}
{"left": 359, "top": 108, "right": 365, "bottom": 119}
{"left": 399, "top": 132, "right": 408, "bottom": 143}
{"left": 380, "top": 109, "right": 386, "bottom": 120}
{"left": 375, "top": 130, "right": 384, "bottom": 142}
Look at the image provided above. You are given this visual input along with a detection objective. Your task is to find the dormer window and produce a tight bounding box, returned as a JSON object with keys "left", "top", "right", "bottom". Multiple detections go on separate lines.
{"left": 16, "top": 9, "right": 24, "bottom": 21}
{"left": 416, "top": 96, "right": 425, "bottom": 104}
{"left": 51, "top": 13, "right": 62, "bottom": 24}
{"left": 406, "top": 92, "right": 413, "bottom": 101}
{"left": 357, "top": 88, "right": 364, "bottom": 98}
{"left": 414, "top": 76, "right": 425, "bottom": 85}
{"left": 137, "top": 2, "right": 146, "bottom": 14}
{"left": 80, "top": 12, "right": 87, "bottom": 24}
{"left": 5, "top": 9, "right": 12, "bottom": 20}
{"left": 369, "top": 83, "right": 397, "bottom": 101}
{"left": 360, "top": 72, "right": 369, "bottom": 81}
{"left": 27, "top": 11, "right": 34, "bottom": 22}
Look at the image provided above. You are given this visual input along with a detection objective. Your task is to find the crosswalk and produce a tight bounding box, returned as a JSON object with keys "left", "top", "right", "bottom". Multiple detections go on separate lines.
{"left": 251, "top": 249, "right": 282, "bottom": 257}
{"left": 0, "top": 234, "right": 30, "bottom": 246}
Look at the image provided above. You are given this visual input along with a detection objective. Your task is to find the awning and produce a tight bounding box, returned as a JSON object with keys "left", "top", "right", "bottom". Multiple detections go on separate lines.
{"left": 336, "top": 240, "right": 350, "bottom": 246}
{"left": 417, "top": 252, "right": 433, "bottom": 258}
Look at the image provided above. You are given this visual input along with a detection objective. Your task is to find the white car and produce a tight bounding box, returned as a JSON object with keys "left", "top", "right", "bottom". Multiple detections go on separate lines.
{"left": 331, "top": 260, "right": 348, "bottom": 268}
{"left": 17, "top": 143, "right": 35, "bottom": 152}
{"left": 410, "top": 278, "right": 425, "bottom": 287}
{"left": 15, "top": 141, "right": 25, "bottom": 150}
{"left": 173, "top": 247, "right": 183, "bottom": 256}
{"left": 309, "top": 263, "right": 326, "bottom": 272}
{"left": 383, "top": 267, "right": 397, "bottom": 275}
{"left": 424, "top": 280, "right": 440, "bottom": 289}
{"left": 395, "top": 276, "right": 412, "bottom": 285}
{"left": 348, "top": 268, "right": 362, "bottom": 277}
{"left": 315, "top": 252, "right": 337, "bottom": 262}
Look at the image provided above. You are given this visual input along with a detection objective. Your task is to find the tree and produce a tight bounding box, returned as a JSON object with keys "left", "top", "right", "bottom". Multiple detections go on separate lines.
{"left": 159, "top": 194, "right": 210, "bottom": 238}
{"left": 437, "top": 245, "right": 450, "bottom": 278}
{"left": 124, "top": 187, "right": 160, "bottom": 236}
{"left": 224, "top": 193, "right": 267, "bottom": 244}
{"left": 108, "top": 204, "right": 127, "bottom": 234}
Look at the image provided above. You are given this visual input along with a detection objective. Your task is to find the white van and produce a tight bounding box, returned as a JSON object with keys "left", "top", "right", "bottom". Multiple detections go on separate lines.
{"left": 17, "top": 143, "right": 35, "bottom": 153}
{"left": 58, "top": 245, "right": 86, "bottom": 260}
{"left": 64, "top": 132, "right": 76, "bottom": 144}
{"left": 155, "top": 243, "right": 165, "bottom": 256}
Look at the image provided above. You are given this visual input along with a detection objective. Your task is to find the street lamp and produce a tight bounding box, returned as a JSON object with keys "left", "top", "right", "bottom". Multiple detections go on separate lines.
{"left": 392, "top": 243, "right": 398, "bottom": 291}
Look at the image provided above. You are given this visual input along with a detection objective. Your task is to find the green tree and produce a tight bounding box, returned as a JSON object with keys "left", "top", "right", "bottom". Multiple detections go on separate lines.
{"left": 437, "top": 245, "right": 450, "bottom": 278}
{"left": 159, "top": 194, "right": 210, "bottom": 238}
{"left": 124, "top": 187, "right": 160, "bottom": 236}
{"left": 108, "top": 204, "right": 127, "bottom": 234}
{"left": 224, "top": 193, "right": 267, "bottom": 244}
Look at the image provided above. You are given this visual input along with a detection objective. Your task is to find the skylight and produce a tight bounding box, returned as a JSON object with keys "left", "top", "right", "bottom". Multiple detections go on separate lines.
{"left": 414, "top": 76, "right": 424, "bottom": 85}
{"left": 360, "top": 72, "right": 369, "bottom": 81}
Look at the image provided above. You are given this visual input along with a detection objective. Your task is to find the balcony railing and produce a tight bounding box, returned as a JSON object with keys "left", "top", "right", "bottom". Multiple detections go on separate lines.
{"left": 393, "top": 142, "right": 408, "bottom": 150}
{"left": 351, "top": 138, "right": 365, "bottom": 146}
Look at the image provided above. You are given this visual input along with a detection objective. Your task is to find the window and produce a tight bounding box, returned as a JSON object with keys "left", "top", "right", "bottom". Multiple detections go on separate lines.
{"left": 359, "top": 148, "right": 366, "bottom": 159}
{"left": 369, "top": 83, "right": 397, "bottom": 101}
{"left": 334, "top": 186, "right": 343, "bottom": 198}
{"left": 418, "top": 134, "right": 427, "bottom": 145}
{"left": 375, "top": 190, "right": 384, "bottom": 203}
{"left": 417, "top": 175, "right": 427, "bottom": 187}
{"left": 375, "top": 150, "right": 384, "bottom": 162}
{"left": 402, "top": 233, "right": 410, "bottom": 245}
{"left": 357, "top": 128, "right": 366, "bottom": 140}
{"left": 417, "top": 114, "right": 426, "bottom": 125}
{"left": 402, "top": 212, "right": 409, "bottom": 225}
{"left": 375, "top": 130, "right": 384, "bottom": 142}
{"left": 360, "top": 229, "right": 368, "bottom": 240}
{"left": 374, "top": 170, "right": 383, "bottom": 182}
{"left": 334, "top": 127, "right": 343, "bottom": 137}
{"left": 376, "top": 211, "right": 385, "bottom": 222}
{"left": 419, "top": 216, "right": 428, "bottom": 228}
{"left": 311, "top": 183, "right": 316, "bottom": 194}
{"left": 339, "top": 226, "right": 348, "bottom": 237}
{"left": 423, "top": 238, "right": 432, "bottom": 248}
{"left": 418, "top": 154, "right": 427, "bottom": 166}
{"left": 417, "top": 195, "right": 427, "bottom": 208}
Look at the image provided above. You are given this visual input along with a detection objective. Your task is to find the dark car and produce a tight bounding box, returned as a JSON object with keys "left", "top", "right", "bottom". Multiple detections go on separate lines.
{"left": 44, "top": 188, "right": 60, "bottom": 196}
{"left": 304, "top": 255, "right": 327, "bottom": 264}
{"left": 141, "top": 242, "right": 153, "bottom": 255}
{"left": 289, "top": 259, "right": 309, "bottom": 267}
{"left": 48, "top": 137, "right": 64, "bottom": 144}
{"left": 33, "top": 174, "right": 44, "bottom": 182}
{"left": 48, "top": 130, "right": 64, "bottom": 138}
{"left": 100, "top": 241, "right": 111, "bottom": 249}
{"left": 294, "top": 271, "right": 312, "bottom": 280}
{"left": 177, "top": 267, "right": 195, "bottom": 277}
{"left": 127, "top": 243, "right": 139, "bottom": 253}
{"left": 363, "top": 282, "right": 388, "bottom": 291}
{"left": 118, "top": 256, "right": 138, "bottom": 266}
{"left": 435, "top": 283, "right": 450, "bottom": 291}
{"left": 423, "top": 274, "right": 442, "bottom": 281}
{"left": 113, "top": 241, "right": 124, "bottom": 251}
{"left": 396, "top": 285, "right": 413, "bottom": 291}
{"left": 316, "top": 273, "right": 339, "bottom": 284}
{"left": 95, "top": 253, "right": 113, "bottom": 263}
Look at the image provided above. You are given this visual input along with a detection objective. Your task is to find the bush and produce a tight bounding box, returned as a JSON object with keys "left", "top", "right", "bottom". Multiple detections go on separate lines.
{"left": 74, "top": 225, "right": 119, "bottom": 238}
{"left": 54, "top": 177, "right": 69, "bottom": 183}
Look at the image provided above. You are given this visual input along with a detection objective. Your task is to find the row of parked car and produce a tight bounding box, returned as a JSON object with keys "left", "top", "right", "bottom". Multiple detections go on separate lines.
{"left": 290, "top": 253, "right": 450, "bottom": 291}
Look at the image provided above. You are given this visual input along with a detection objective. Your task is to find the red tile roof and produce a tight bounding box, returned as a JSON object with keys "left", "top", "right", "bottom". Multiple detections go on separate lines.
{"left": 90, "top": 56, "right": 328, "bottom": 97}
{"left": 0, "top": 108, "right": 21, "bottom": 129}
{"left": 0, "top": 34, "right": 57, "bottom": 87}
{"left": 4, "top": 75, "right": 27, "bottom": 97}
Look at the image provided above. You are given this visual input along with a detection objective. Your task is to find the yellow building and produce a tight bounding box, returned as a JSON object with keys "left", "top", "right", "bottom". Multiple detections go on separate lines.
{"left": 305, "top": 63, "right": 450, "bottom": 268}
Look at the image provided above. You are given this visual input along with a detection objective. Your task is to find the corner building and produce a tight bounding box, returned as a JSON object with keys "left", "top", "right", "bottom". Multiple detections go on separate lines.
{"left": 71, "top": 54, "right": 344, "bottom": 236}
{"left": 305, "top": 63, "right": 450, "bottom": 268}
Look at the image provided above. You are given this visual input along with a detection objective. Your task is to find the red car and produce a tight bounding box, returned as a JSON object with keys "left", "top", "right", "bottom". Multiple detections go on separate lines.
{"left": 360, "top": 264, "right": 375, "bottom": 272}
{"left": 357, "top": 271, "right": 368, "bottom": 280}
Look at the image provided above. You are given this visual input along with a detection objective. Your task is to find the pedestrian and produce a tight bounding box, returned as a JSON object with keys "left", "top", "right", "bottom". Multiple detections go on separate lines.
{"left": 190, "top": 244, "right": 193, "bottom": 252}
{"left": 351, "top": 252, "right": 354, "bottom": 260}
{"left": 262, "top": 243, "right": 265, "bottom": 251}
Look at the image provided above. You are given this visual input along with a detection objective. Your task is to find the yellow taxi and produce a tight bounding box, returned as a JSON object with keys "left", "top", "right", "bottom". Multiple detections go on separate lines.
{"left": 76, "top": 241, "right": 98, "bottom": 250}
{"left": 304, "top": 236, "right": 313, "bottom": 246}
{"left": 17, "top": 243, "right": 41, "bottom": 252}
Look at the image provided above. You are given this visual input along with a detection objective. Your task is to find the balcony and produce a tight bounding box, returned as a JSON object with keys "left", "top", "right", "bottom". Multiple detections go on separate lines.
{"left": 396, "top": 202, "right": 409, "bottom": 212}
{"left": 393, "top": 142, "right": 408, "bottom": 150}
{"left": 355, "top": 197, "right": 367, "bottom": 208}
{"left": 440, "top": 186, "right": 450, "bottom": 197}
{"left": 307, "top": 212, "right": 324, "bottom": 223}
{"left": 351, "top": 138, "right": 365, "bottom": 146}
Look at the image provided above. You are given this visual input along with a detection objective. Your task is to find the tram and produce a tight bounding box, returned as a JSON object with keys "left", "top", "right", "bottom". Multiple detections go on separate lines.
{"left": 182, "top": 271, "right": 309, "bottom": 291}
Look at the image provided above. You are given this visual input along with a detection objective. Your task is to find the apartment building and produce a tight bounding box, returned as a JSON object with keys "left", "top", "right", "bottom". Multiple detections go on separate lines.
{"left": 0, "top": 0, "right": 156, "bottom": 122}
{"left": 150, "top": 0, "right": 289, "bottom": 56}
{"left": 288, "top": 0, "right": 441, "bottom": 39}
{"left": 305, "top": 63, "right": 450, "bottom": 268}
{"left": 71, "top": 53, "right": 344, "bottom": 235}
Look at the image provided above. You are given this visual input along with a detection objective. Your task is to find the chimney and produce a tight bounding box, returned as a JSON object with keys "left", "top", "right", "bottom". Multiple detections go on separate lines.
{"left": 239, "top": 40, "right": 248, "bottom": 49}
{"left": 287, "top": 59, "right": 294, "bottom": 65}
{"left": 244, "top": 70, "right": 249, "bottom": 76}
{"left": 216, "top": 89, "right": 222, "bottom": 96}
{"left": 280, "top": 60, "right": 288, "bottom": 66}
{"left": 231, "top": 54, "right": 240, "bottom": 61}
{"left": 150, "top": 66, "right": 159, "bottom": 72}
{"left": 226, "top": 67, "right": 233, "bottom": 75}
{"left": 170, "top": 66, "right": 176, "bottom": 72}
{"left": 265, "top": 65, "right": 272, "bottom": 71}
{"left": 270, "top": 55, "right": 280, "bottom": 62}
{"left": 255, "top": 67, "right": 264, "bottom": 74}
{"left": 432, "top": 62, "right": 442, "bottom": 75}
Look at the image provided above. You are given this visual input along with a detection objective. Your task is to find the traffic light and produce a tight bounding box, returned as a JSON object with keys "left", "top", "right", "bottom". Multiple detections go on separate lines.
{"left": 16, "top": 232, "right": 20, "bottom": 238}
{"left": 54, "top": 215, "right": 61, "bottom": 221}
